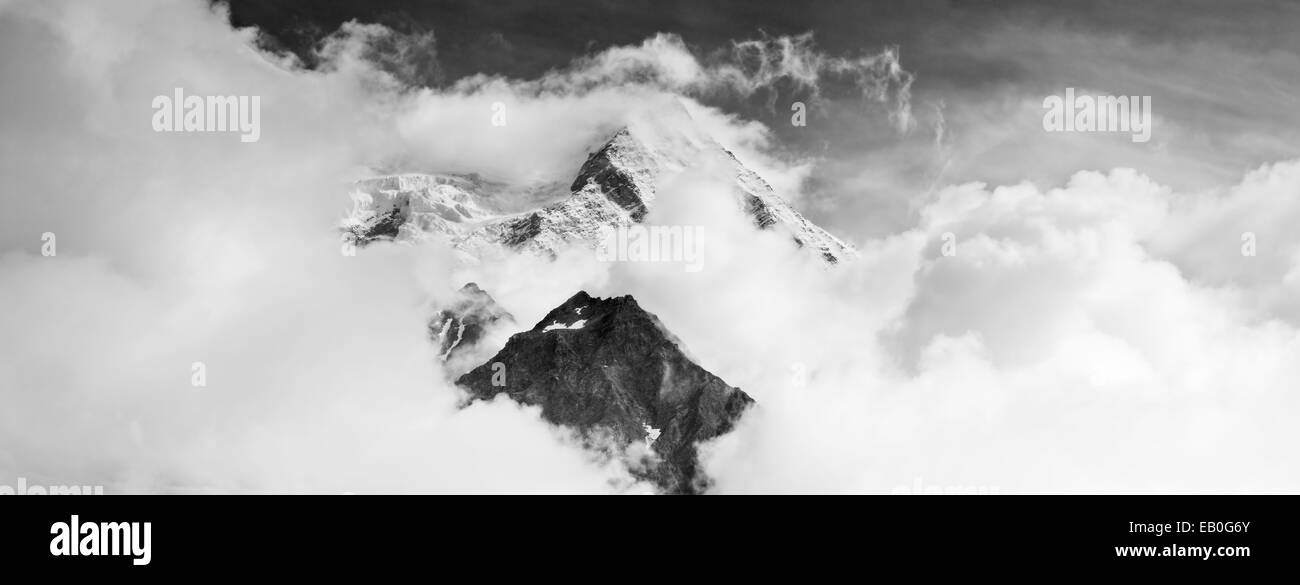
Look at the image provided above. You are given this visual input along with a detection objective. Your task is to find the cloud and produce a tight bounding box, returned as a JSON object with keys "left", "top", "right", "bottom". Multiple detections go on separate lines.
{"left": 696, "top": 165, "right": 1300, "bottom": 494}
{"left": 0, "top": 0, "right": 638, "bottom": 493}
{"left": 444, "top": 31, "right": 914, "bottom": 133}
{"left": 314, "top": 21, "right": 442, "bottom": 87}
{"left": 1148, "top": 160, "right": 1300, "bottom": 322}
{"left": 2, "top": 0, "right": 1296, "bottom": 496}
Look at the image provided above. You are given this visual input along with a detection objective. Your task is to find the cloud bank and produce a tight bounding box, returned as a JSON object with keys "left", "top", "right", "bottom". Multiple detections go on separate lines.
{"left": 1, "top": 0, "right": 1296, "bottom": 494}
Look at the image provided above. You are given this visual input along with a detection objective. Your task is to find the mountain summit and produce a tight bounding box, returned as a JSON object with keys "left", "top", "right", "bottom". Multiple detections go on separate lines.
{"left": 429, "top": 282, "right": 515, "bottom": 367}
{"left": 456, "top": 291, "right": 754, "bottom": 494}
{"left": 344, "top": 111, "right": 855, "bottom": 264}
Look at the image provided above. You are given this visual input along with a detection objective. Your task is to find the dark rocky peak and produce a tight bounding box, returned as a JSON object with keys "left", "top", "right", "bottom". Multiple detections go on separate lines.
{"left": 532, "top": 290, "right": 630, "bottom": 327}
{"left": 456, "top": 291, "right": 754, "bottom": 494}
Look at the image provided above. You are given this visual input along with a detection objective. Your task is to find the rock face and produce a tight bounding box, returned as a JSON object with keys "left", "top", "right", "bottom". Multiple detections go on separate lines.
{"left": 456, "top": 291, "right": 754, "bottom": 494}
{"left": 429, "top": 283, "right": 515, "bottom": 364}
{"left": 342, "top": 110, "right": 856, "bottom": 264}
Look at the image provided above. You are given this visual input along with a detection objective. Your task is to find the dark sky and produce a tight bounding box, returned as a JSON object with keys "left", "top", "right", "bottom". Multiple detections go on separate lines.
{"left": 223, "top": 0, "right": 952, "bottom": 85}
{"left": 220, "top": 0, "right": 1300, "bottom": 237}
{"left": 221, "top": 0, "right": 1299, "bottom": 89}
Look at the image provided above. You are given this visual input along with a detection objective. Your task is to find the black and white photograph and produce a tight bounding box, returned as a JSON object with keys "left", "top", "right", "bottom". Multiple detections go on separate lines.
{"left": 0, "top": 0, "right": 1294, "bottom": 569}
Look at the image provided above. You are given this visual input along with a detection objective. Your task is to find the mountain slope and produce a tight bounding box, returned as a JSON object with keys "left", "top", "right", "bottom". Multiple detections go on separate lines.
{"left": 429, "top": 282, "right": 515, "bottom": 365}
{"left": 456, "top": 291, "right": 754, "bottom": 493}
{"left": 343, "top": 112, "right": 856, "bottom": 264}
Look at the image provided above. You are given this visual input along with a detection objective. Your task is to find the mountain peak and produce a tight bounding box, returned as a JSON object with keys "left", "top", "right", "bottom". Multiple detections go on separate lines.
{"left": 569, "top": 127, "right": 658, "bottom": 221}
{"left": 457, "top": 291, "right": 753, "bottom": 493}
{"left": 429, "top": 282, "right": 515, "bottom": 366}
{"left": 531, "top": 290, "right": 646, "bottom": 333}
{"left": 345, "top": 109, "right": 856, "bottom": 264}
{"left": 561, "top": 289, "right": 595, "bottom": 306}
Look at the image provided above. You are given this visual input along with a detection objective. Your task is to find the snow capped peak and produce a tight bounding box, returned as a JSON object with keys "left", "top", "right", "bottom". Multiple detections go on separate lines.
{"left": 343, "top": 108, "right": 856, "bottom": 264}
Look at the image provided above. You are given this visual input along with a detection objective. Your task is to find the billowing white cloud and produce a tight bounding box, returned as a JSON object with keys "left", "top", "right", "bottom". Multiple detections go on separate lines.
{"left": 0, "top": 0, "right": 636, "bottom": 493}
{"left": 698, "top": 166, "right": 1300, "bottom": 494}
{"left": 2, "top": 0, "right": 1296, "bottom": 496}
{"left": 447, "top": 31, "right": 913, "bottom": 128}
